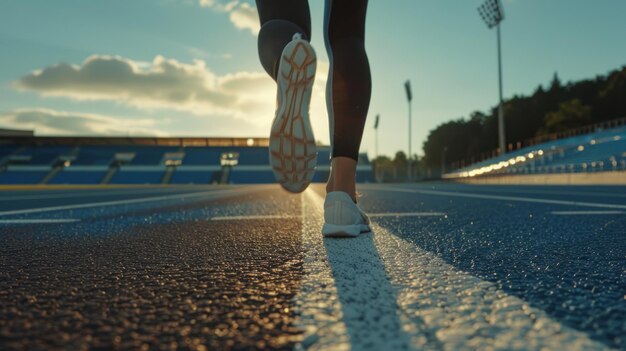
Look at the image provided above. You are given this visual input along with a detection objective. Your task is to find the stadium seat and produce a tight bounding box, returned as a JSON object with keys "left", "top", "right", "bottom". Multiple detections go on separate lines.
{"left": 15, "top": 146, "right": 73, "bottom": 165}
{"left": 448, "top": 126, "right": 626, "bottom": 177}
{"left": 170, "top": 170, "right": 214, "bottom": 184}
{"left": 131, "top": 146, "right": 178, "bottom": 165}
{"left": 229, "top": 171, "right": 276, "bottom": 184}
{"left": 48, "top": 170, "right": 106, "bottom": 185}
{"left": 73, "top": 146, "right": 131, "bottom": 166}
{"left": 109, "top": 170, "right": 165, "bottom": 184}
{"left": 0, "top": 170, "right": 49, "bottom": 184}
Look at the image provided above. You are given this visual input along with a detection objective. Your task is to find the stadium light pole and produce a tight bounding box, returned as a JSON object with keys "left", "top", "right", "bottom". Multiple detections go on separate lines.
{"left": 404, "top": 80, "right": 413, "bottom": 181}
{"left": 441, "top": 146, "right": 448, "bottom": 176}
{"left": 374, "top": 114, "right": 380, "bottom": 160}
{"left": 478, "top": 0, "right": 506, "bottom": 155}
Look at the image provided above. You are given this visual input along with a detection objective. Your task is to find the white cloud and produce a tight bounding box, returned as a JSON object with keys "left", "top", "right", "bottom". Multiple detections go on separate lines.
{"left": 228, "top": 3, "right": 259, "bottom": 35}
{"left": 12, "top": 54, "right": 332, "bottom": 143}
{"left": 199, "top": 0, "right": 259, "bottom": 35}
{"left": 186, "top": 47, "right": 232, "bottom": 60}
{"left": 13, "top": 55, "right": 277, "bottom": 123}
{"left": 0, "top": 108, "right": 167, "bottom": 136}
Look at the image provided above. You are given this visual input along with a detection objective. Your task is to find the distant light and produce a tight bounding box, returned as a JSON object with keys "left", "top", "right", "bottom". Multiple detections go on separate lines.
{"left": 63, "top": 161, "right": 71, "bottom": 167}
{"left": 577, "top": 145, "right": 585, "bottom": 151}
{"left": 246, "top": 138, "right": 254, "bottom": 146}
{"left": 590, "top": 139, "right": 596, "bottom": 145}
{"left": 614, "top": 136, "right": 621, "bottom": 141}
{"left": 165, "top": 159, "right": 182, "bottom": 166}
{"left": 538, "top": 150, "right": 544, "bottom": 155}
{"left": 527, "top": 153, "right": 534, "bottom": 159}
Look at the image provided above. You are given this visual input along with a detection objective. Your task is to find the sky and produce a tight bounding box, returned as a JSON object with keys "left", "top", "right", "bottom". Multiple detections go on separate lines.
{"left": 1, "top": 0, "right": 625, "bottom": 159}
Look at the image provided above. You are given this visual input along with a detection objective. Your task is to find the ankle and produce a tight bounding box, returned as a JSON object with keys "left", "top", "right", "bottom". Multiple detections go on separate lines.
{"left": 327, "top": 156, "right": 358, "bottom": 201}
{"left": 332, "top": 185, "right": 356, "bottom": 202}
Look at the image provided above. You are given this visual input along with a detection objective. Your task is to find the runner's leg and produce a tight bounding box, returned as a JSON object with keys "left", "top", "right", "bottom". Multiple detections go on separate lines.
{"left": 256, "top": 0, "right": 311, "bottom": 80}
{"left": 324, "top": 0, "right": 371, "bottom": 200}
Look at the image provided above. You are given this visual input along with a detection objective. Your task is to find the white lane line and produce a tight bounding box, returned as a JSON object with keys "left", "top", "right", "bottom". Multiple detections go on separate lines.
{"left": 0, "top": 188, "right": 201, "bottom": 201}
{"left": 369, "top": 212, "right": 446, "bottom": 218}
{"left": 210, "top": 213, "right": 446, "bottom": 221}
{"left": 551, "top": 210, "right": 624, "bottom": 215}
{"left": 369, "top": 185, "right": 626, "bottom": 210}
{"left": 370, "top": 223, "right": 609, "bottom": 350}
{"left": 296, "top": 189, "right": 609, "bottom": 350}
{"left": 465, "top": 188, "right": 626, "bottom": 199}
{"left": 211, "top": 215, "right": 298, "bottom": 221}
{"left": 297, "top": 190, "right": 416, "bottom": 350}
{"left": 0, "top": 219, "right": 80, "bottom": 224}
{"left": 293, "top": 190, "right": 364, "bottom": 351}
{"left": 0, "top": 188, "right": 249, "bottom": 217}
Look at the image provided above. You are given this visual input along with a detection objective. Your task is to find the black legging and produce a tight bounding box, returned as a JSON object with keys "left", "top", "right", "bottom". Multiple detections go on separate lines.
{"left": 256, "top": 0, "right": 371, "bottom": 162}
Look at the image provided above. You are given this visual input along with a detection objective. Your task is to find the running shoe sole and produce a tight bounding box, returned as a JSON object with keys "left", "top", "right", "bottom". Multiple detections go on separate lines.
{"left": 269, "top": 34, "right": 317, "bottom": 193}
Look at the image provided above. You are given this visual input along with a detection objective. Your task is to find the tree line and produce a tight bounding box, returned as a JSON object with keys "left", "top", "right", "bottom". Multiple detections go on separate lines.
{"left": 420, "top": 66, "right": 626, "bottom": 171}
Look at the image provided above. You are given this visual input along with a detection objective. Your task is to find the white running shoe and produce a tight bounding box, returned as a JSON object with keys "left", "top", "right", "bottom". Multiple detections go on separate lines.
{"left": 322, "top": 191, "right": 371, "bottom": 238}
{"left": 269, "top": 33, "right": 318, "bottom": 193}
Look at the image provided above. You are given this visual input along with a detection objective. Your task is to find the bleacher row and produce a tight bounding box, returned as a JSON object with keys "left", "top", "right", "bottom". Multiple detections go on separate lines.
{"left": 0, "top": 144, "right": 374, "bottom": 185}
{"left": 444, "top": 126, "right": 626, "bottom": 178}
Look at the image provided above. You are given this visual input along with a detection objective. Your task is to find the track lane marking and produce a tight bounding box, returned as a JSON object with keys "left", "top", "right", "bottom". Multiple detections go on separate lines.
{"left": 368, "top": 185, "right": 626, "bottom": 210}
{"left": 209, "top": 212, "right": 446, "bottom": 221}
{"left": 295, "top": 188, "right": 609, "bottom": 350}
{"left": 0, "top": 219, "right": 80, "bottom": 224}
{"left": 295, "top": 190, "right": 437, "bottom": 350}
{"left": 369, "top": 212, "right": 446, "bottom": 218}
{"left": 463, "top": 188, "right": 626, "bottom": 199}
{"left": 0, "top": 188, "right": 250, "bottom": 217}
{"left": 295, "top": 190, "right": 350, "bottom": 349}
{"left": 551, "top": 210, "right": 624, "bottom": 215}
{"left": 369, "top": 222, "right": 610, "bottom": 350}
{"left": 425, "top": 185, "right": 626, "bottom": 199}
{"left": 0, "top": 188, "right": 208, "bottom": 201}
{"left": 211, "top": 215, "right": 298, "bottom": 221}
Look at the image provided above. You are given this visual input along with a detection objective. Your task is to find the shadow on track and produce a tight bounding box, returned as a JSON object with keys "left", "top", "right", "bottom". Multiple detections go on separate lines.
{"left": 323, "top": 232, "right": 416, "bottom": 350}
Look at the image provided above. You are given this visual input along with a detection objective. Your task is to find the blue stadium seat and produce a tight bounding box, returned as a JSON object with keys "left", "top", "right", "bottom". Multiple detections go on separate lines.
{"left": 355, "top": 170, "right": 374, "bottom": 183}
{"left": 312, "top": 170, "right": 330, "bottom": 182}
{"left": 109, "top": 170, "right": 164, "bottom": 184}
{"left": 450, "top": 126, "right": 626, "bottom": 176}
{"left": 73, "top": 146, "right": 130, "bottom": 166}
{"left": 16, "top": 146, "right": 72, "bottom": 165}
{"left": 317, "top": 150, "right": 331, "bottom": 165}
{"left": 49, "top": 170, "right": 106, "bottom": 184}
{"left": 170, "top": 171, "right": 214, "bottom": 184}
{"left": 0, "top": 170, "right": 48, "bottom": 184}
{"left": 131, "top": 146, "right": 177, "bottom": 165}
{"left": 229, "top": 171, "right": 276, "bottom": 184}
{"left": 181, "top": 147, "right": 224, "bottom": 165}
{"left": 236, "top": 147, "right": 269, "bottom": 165}
{"left": 0, "top": 145, "right": 20, "bottom": 158}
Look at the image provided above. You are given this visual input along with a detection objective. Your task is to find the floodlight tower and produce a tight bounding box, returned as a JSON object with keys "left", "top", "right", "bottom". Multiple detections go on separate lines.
{"left": 478, "top": 0, "right": 506, "bottom": 155}
{"left": 373, "top": 114, "right": 380, "bottom": 160}
{"left": 404, "top": 80, "right": 413, "bottom": 181}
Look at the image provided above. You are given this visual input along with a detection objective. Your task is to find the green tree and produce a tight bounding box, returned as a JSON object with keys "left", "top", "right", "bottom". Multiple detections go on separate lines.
{"left": 393, "top": 151, "right": 407, "bottom": 168}
{"left": 540, "top": 99, "right": 592, "bottom": 134}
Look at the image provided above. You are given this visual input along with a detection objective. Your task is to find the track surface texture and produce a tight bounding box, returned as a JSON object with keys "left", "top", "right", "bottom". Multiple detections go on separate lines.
{"left": 0, "top": 183, "right": 624, "bottom": 351}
